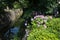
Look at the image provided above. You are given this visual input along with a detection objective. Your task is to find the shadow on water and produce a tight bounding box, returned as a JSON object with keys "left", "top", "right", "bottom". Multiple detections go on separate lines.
{"left": 4, "top": 27, "right": 20, "bottom": 40}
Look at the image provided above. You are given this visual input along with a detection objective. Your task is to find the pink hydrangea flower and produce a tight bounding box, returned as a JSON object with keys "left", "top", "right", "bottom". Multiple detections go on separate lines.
{"left": 34, "top": 15, "right": 44, "bottom": 19}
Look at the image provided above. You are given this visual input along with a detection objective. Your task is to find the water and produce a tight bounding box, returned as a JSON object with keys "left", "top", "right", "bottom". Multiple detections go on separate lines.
{"left": 4, "top": 27, "right": 20, "bottom": 39}
{"left": 10, "top": 27, "right": 19, "bottom": 34}
{"left": 4, "top": 26, "right": 29, "bottom": 40}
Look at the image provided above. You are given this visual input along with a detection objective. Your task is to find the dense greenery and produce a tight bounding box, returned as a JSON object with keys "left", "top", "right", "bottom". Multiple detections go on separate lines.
{"left": 0, "top": 0, "right": 60, "bottom": 40}
{"left": 0, "top": 0, "right": 58, "bottom": 11}
{"left": 27, "top": 18, "right": 60, "bottom": 40}
{"left": 27, "top": 29, "right": 59, "bottom": 40}
{"left": 46, "top": 18, "right": 60, "bottom": 39}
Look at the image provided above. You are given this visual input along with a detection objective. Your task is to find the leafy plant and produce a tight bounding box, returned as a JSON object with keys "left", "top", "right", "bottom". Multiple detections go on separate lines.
{"left": 27, "top": 18, "right": 60, "bottom": 40}
{"left": 46, "top": 18, "right": 60, "bottom": 39}
{"left": 27, "top": 28, "right": 59, "bottom": 40}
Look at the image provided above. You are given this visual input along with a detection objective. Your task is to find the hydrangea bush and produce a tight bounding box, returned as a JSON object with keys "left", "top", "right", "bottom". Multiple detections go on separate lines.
{"left": 27, "top": 18, "right": 60, "bottom": 40}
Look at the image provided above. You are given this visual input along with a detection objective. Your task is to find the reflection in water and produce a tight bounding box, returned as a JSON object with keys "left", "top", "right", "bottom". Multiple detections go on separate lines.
{"left": 4, "top": 27, "right": 20, "bottom": 40}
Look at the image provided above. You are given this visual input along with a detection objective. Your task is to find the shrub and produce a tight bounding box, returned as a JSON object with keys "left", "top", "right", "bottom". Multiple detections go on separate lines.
{"left": 46, "top": 18, "right": 60, "bottom": 39}
{"left": 46, "top": 18, "right": 60, "bottom": 32}
{"left": 27, "top": 28, "right": 59, "bottom": 40}
{"left": 27, "top": 18, "right": 60, "bottom": 40}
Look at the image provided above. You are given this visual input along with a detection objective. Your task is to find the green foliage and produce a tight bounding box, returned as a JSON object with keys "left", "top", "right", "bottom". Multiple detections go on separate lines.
{"left": 13, "top": 35, "right": 20, "bottom": 40}
{"left": 46, "top": 18, "right": 60, "bottom": 39}
{"left": 35, "top": 18, "right": 43, "bottom": 23}
{"left": 0, "top": 0, "right": 58, "bottom": 15}
{"left": 19, "top": 0, "right": 29, "bottom": 8}
{"left": 22, "top": 9, "right": 32, "bottom": 18}
{"left": 0, "top": 0, "right": 60, "bottom": 40}
{"left": 0, "top": 0, "right": 59, "bottom": 15}
{"left": 13, "top": 2, "right": 21, "bottom": 9}
{"left": 27, "top": 18, "right": 60, "bottom": 40}
{"left": 27, "top": 28, "right": 59, "bottom": 40}
{"left": 0, "top": 0, "right": 29, "bottom": 9}
{"left": 46, "top": 18, "right": 60, "bottom": 30}
{"left": 30, "top": 18, "right": 44, "bottom": 29}
{"left": 26, "top": 0, "right": 57, "bottom": 14}
{"left": 14, "top": 18, "right": 25, "bottom": 26}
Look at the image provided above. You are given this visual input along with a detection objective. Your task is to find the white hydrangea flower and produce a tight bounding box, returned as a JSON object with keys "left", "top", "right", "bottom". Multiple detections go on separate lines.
{"left": 37, "top": 24, "right": 40, "bottom": 27}
{"left": 43, "top": 24, "right": 47, "bottom": 28}
{"left": 44, "top": 20, "right": 47, "bottom": 23}
{"left": 43, "top": 16, "right": 48, "bottom": 22}
{"left": 58, "top": 1, "right": 60, "bottom": 4}
{"left": 31, "top": 18, "right": 34, "bottom": 21}
{"left": 44, "top": 16, "right": 48, "bottom": 20}
{"left": 25, "top": 23, "right": 27, "bottom": 26}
